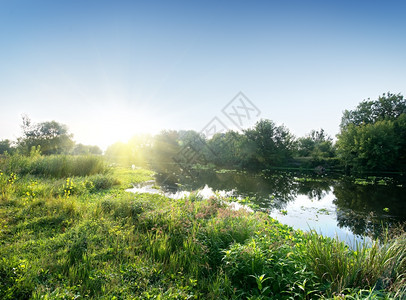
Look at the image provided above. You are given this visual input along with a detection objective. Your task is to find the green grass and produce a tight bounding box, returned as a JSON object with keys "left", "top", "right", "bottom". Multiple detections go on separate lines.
{"left": 0, "top": 154, "right": 405, "bottom": 299}
{"left": 0, "top": 154, "right": 107, "bottom": 178}
{"left": 111, "top": 167, "right": 154, "bottom": 189}
{"left": 297, "top": 231, "right": 406, "bottom": 298}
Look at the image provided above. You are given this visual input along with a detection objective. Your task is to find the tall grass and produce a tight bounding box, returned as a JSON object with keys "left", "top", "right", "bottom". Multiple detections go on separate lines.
{"left": 299, "top": 230, "right": 406, "bottom": 297}
{"left": 0, "top": 154, "right": 107, "bottom": 177}
{"left": 0, "top": 164, "right": 405, "bottom": 299}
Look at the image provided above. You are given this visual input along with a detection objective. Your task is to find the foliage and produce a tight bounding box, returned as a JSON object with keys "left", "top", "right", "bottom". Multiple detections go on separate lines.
{"left": 0, "top": 153, "right": 107, "bottom": 178}
{"left": 337, "top": 121, "right": 396, "bottom": 172}
{"left": 71, "top": 143, "right": 102, "bottom": 155}
{"left": 298, "top": 230, "right": 406, "bottom": 297}
{"left": 244, "top": 119, "right": 295, "bottom": 168}
{"left": 0, "top": 171, "right": 16, "bottom": 200}
{"left": 337, "top": 109, "right": 406, "bottom": 173}
{"left": 17, "top": 116, "right": 75, "bottom": 155}
{"left": 105, "top": 119, "right": 302, "bottom": 172}
{"left": 296, "top": 129, "right": 335, "bottom": 159}
{"left": 112, "top": 167, "right": 154, "bottom": 188}
{"left": 105, "top": 141, "right": 133, "bottom": 166}
{"left": 105, "top": 134, "right": 153, "bottom": 167}
{"left": 0, "top": 139, "right": 15, "bottom": 155}
{"left": 4, "top": 93, "right": 406, "bottom": 176}
{"left": 340, "top": 92, "right": 406, "bottom": 128}
{"left": 1, "top": 162, "right": 404, "bottom": 299}
{"left": 206, "top": 131, "right": 255, "bottom": 169}
{"left": 150, "top": 130, "right": 183, "bottom": 173}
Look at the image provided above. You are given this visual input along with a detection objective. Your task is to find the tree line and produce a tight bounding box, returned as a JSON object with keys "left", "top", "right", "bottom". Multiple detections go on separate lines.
{"left": 1, "top": 92, "right": 405, "bottom": 174}
{"left": 0, "top": 115, "right": 102, "bottom": 156}
{"left": 104, "top": 120, "right": 335, "bottom": 173}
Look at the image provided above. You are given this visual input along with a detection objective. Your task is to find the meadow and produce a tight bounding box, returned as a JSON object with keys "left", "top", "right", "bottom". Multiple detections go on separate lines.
{"left": 0, "top": 154, "right": 405, "bottom": 299}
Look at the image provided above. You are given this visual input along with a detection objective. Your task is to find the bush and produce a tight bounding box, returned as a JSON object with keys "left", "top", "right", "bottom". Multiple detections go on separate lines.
{"left": 85, "top": 174, "right": 119, "bottom": 192}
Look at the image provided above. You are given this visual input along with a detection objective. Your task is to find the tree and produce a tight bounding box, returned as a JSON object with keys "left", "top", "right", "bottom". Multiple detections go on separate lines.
{"left": 394, "top": 113, "right": 406, "bottom": 170}
{"left": 296, "top": 129, "right": 335, "bottom": 159}
{"left": 105, "top": 142, "right": 132, "bottom": 166}
{"left": 17, "top": 116, "right": 74, "bottom": 155}
{"left": 178, "top": 130, "right": 207, "bottom": 158}
{"left": 337, "top": 93, "right": 406, "bottom": 173}
{"left": 0, "top": 139, "right": 14, "bottom": 155}
{"left": 72, "top": 144, "right": 102, "bottom": 155}
{"left": 244, "top": 119, "right": 295, "bottom": 168}
{"left": 151, "top": 130, "right": 182, "bottom": 173}
{"left": 337, "top": 121, "right": 398, "bottom": 172}
{"left": 127, "top": 134, "right": 153, "bottom": 167}
{"left": 105, "top": 135, "right": 153, "bottom": 167}
{"left": 206, "top": 131, "right": 254, "bottom": 168}
{"left": 340, "top": 92, "right": 406, "bottom": 128}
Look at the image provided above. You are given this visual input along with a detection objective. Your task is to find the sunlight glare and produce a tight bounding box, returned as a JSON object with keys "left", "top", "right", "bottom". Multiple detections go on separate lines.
{"left": 73, "top": 106, "right": 161, "bottom": 151}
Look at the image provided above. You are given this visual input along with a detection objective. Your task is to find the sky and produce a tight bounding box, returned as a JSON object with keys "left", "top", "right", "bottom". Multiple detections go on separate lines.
{"left": 1, "top": 0, "right": 406, "bottom": 150}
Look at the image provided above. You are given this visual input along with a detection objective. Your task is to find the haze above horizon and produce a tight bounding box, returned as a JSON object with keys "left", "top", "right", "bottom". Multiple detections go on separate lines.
{"left": 1, "top": 0, "right": 405, "bottom": 149}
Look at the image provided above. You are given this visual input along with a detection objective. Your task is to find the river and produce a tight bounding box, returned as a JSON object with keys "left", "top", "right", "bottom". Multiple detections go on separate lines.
{"left": 128, "top": 169, "right": 406, "bottom": 244}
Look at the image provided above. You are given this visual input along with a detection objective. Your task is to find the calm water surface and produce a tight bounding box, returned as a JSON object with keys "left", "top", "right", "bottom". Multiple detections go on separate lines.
{"left": 128, "top": 170, "right": 406, "bottom": 243}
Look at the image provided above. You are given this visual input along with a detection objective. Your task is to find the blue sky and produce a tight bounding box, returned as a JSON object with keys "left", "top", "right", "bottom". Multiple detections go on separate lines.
{"left": 1, "top": 0, "right": 405, "bottom": 149}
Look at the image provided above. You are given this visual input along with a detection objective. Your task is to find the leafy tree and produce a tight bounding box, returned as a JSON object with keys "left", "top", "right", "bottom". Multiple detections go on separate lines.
{"left": 0, "top": 139, "right": 14, "bottom": 155}
{"left": 105, "top": 141, "right": 133, "bottom": 166}
{"left": 174, "top": 130, "right": 210, "bottom": 168}
{"left": 296, "top": 129, "right": 335, "bottom": 159}
{"left": 178, "top": 130, "right": 207, "bottom": 157}
{"left": 337, "top": 121, "right": 398, "bottom": 172}
{"left": 337, "top": 93, "right": 406, "bottom": 173}
{"left": 151, "top": 130, "right": 182, "bottom": 173}
{"left": 72, "top": 144, "right": 102, "bottom": 155}
{"left": 340, "top": 92, "right": 406, "bottom": 128}
{"left": 17, "top": 116, "right": 74, "bottom": 155}
{"left": 127, "top": 134, "right": 153, "bottom": 167}
{"left": 394, "top": 113, "right": 406, "bottom": 170}
{"left": 244, "top": 119, "right": 295, "bottom": 168}
{"left": 206, "top": 131, "right": 254, "bottom": 168}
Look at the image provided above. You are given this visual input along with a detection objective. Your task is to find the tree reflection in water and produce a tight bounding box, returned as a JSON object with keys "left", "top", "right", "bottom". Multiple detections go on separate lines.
{"left": 152, "top": 169, "right": 406, "bottom": 238}
{"left": 333, "top": 180, "right": 406, "bottom": 238}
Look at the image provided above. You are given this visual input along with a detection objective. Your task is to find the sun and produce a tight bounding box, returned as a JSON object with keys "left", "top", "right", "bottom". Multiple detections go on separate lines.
{"left": 72, "top": 106, "right": 162, "bottom": 151}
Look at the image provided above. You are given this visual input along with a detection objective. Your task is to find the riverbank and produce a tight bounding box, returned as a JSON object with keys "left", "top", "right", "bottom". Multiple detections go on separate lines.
{"left": 0, "top": 157, "right": 405, "bottom": 299}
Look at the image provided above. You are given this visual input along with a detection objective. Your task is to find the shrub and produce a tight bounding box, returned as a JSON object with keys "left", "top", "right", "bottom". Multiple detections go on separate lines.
{"left": 84, "top": 174, "right": 119, "bottom": 192}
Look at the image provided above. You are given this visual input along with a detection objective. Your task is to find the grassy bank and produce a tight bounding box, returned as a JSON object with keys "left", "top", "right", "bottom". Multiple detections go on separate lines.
{"left": 0, "top": 155, "right": 405, "bottom": 299}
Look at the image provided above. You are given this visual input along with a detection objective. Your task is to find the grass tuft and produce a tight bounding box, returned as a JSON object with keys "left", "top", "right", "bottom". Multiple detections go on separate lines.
{"left": 0, "top": 160, "right": 404, "bottom": 298}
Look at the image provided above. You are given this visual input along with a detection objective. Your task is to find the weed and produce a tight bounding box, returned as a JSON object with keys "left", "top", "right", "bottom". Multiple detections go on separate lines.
{"left": 0, "top": 162, "right": 404, "bottom": 299}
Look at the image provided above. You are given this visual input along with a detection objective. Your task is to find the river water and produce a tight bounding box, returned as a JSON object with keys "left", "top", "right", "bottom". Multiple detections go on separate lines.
{"left": 128, "top": 169, "right": 406, "bottom": 243}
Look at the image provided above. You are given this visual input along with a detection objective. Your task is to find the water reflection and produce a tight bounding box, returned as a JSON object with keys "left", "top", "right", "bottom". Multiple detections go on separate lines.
{"left": 333, "top": 180, "right": 406, "bottom": 238}
{"left": 148, "top": 170, "right": 406, "bottom": 239}
{"left": 155, "top": 170, "right": 298, "bottom": 207}
{"left": 296, "top": 179, "right": 333, "bottom": 201}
